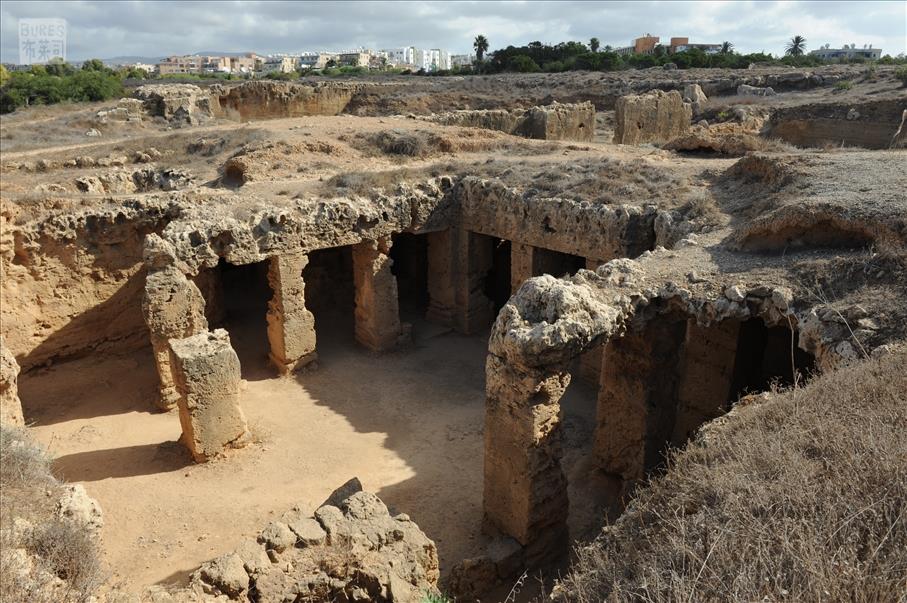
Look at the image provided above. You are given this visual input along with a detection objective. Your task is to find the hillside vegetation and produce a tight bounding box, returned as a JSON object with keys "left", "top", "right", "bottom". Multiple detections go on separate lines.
{"left": 557, "top": 347, "right": 907, "bottom": 602}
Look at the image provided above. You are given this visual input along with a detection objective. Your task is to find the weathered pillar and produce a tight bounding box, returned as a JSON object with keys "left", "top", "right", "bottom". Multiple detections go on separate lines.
{"left": 169, "top": 329, "right": 250, "bottom": 462}
{"left": 266, "top": 253, "right": 317, "bottom": 374}
{"left": 426, "top": 230, "right": 456, "bottom": 326}
{"left": 671, "top": 319, "right": 740, "bottom": 444}
{"left": 483, "top": 353, "right": 570, "bottom": 565}
{"left": 510, "top": 243, "right": 534, "bottom": 294}
{"left": 578, "top": 258, "right": 608, "bottom": 387}
{"left": 426, "top": 229, "right": 494, "bottom": 334}
{"left": 352, "top": 237, "right": 403, "bottom": 352}
{"left": 594, "top": 317, "right": 686, "bottom": 481}
{"left": 143, "top": 266, "right": 209, "bottom": 410}
{"left": 0, "top": 337, "right": 24, "bottom": 427}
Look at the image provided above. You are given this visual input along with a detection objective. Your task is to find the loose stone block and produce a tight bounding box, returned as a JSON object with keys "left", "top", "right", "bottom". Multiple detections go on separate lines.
{"left": 352, "top": 238, "right": 403, "bottom": 352}
{"left": 266, "top": 253, "right": 317, "bottom": 373}
{"left": 169, "top": 329, "right": 250, "bottom": 462}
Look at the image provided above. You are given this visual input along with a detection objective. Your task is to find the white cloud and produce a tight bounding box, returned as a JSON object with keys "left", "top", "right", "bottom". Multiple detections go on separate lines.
{"left": 0, "top": 0, "right": 903, "bottom": 62}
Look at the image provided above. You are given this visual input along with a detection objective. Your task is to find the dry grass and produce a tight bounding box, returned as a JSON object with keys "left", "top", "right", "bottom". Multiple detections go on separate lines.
{"left": 0, "top": 427, "right": 103, "bottom": 603}
{"left": 557, "top": 347, "right": 907, "bottom": 602}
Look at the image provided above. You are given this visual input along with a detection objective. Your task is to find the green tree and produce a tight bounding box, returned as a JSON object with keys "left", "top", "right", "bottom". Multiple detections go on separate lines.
{"left": 81, "top": 58, "right": 107, "bottom": 72}
{"left": 507, "top": 55, "right": 540, "bottom": 72}
{"left": 721, "top": 41, "right": 734, "bottom": 54}
{"left": 785, "top": 35, "right": 807, "bottom": 56}
{"left": 590, "top": 37, "right": 600, "bottom": 53}
{"left": 473, "top": 34, "right": 489, "bottom": 61}
{"left": 0, "top": 64, "right": 9, "bottom": 86}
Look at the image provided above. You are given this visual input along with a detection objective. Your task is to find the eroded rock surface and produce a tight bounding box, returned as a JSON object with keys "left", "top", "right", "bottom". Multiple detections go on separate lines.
{"left": 183, "top": 485, "right": 439, "bottom": 602}
{"left": 613, "top": 90, "right": 692, "bottom": 144}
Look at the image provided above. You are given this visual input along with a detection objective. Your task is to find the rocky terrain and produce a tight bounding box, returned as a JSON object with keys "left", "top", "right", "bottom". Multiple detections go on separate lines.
{"left": 0, "top": 67, "right": 904, "bottom": 602}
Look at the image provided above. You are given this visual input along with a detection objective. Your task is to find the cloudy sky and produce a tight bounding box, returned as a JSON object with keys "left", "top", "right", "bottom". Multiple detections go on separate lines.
{"left": 1, "top": 0, "right": 904, "bottom": 62}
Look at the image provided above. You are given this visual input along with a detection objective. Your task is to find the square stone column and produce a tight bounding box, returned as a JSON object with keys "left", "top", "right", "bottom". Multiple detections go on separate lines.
{"left": 426, "top": 229, "right": 494, "bottom": 335}
{"left": 169, "top": 329, "right": 250, "bottom": 462}
{"left": 267, "top": 253, "right": 317, "bottom": 374}
{"left": 510, "top": 243, "right": 534, "bottom": 294}
{"left": 483, "top": 354, "right": 570, "bottom": 565}
{"left": 352, "top": 237, "right": 403, "bottom": 352}
{"left": 143, "top": 266, "right": 209, "bottom": 410}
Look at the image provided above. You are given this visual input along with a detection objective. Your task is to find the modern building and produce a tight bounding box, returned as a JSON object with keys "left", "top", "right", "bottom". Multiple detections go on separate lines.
{"left": 158, "top": 55, "right": 203, "bottom": 75}
{"left": 810, "top": 44, "right": 883, "bottom": 60}
{"left": 298, "top": 52, "right": 336, "bottom": 70}
{"left": 428, "top": 49, "right": 450, "bottom": 71}
{"left": 615, "top": 35, "right": 722, "bottom": 56}
{"left": 381, "top": 47, "right": 417, "bottom": 68}
{"left": 450, "top": 53, "right": 475, "bottom": 68}
{"left": 668, "top": 37, "right": 722, "bottom": 55}
{"left": 230, "top": 53, "right": 259, "bottom": 74}
{"left": 615, "top": 34, "right": 660, "bottom": 55}
{"left": 262, "top": 56, "right": 297, "bottom": 73}
{"left": 338, "top": 51, "right": 370, "bottom": 68}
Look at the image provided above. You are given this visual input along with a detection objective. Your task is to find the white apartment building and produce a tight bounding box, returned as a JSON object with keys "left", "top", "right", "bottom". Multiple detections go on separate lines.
{"left": 429, "top": 49, "right": 450, "bottom": 70}
{"left": 450, "top": 54, "right": 475, "bottom": 68}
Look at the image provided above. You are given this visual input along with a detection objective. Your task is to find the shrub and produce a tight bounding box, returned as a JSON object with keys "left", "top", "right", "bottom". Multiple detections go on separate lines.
{"left": 895, "top": 65, "right": 907, "bottom": 87}
{"left": 0, "top": 428, "right": 103, "bottom": 603}
{"left": 834, "top": 79, "right": 854, "bottom": 90}
{"left": 372, "top": 130, "right": 428, "bottom": 156}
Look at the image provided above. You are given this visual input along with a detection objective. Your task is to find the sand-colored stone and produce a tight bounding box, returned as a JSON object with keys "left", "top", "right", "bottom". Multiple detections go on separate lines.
{"left": 0, "top": 337, "right": 24, "bottom": 427}
{"left": 266, "top": 253, "right": 317, "bottom": 373}
{"left": 613, "top": 89, "right": 692, "bottom": 145}
{"left": 169, "top": 329, "right": 250, "bottom": 462}
{"left": 352, "top": 238, "right": 404, "bottom": 352}
{"left": 143, "top": 259, "right": 209, "bottom": 410}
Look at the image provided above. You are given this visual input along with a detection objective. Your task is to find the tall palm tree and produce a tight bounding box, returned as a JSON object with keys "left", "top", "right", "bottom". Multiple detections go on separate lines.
{"left": 785, "top": 35, "right": 807, "bottom": 56}
{"left": 590, "top": 37, "right": 600, "bottom": 53}
{"left": 721, "top": 41, "right": 734, "bottom": 54}
{"left": 474, "top": 35, "right": 490, "bottom": 61}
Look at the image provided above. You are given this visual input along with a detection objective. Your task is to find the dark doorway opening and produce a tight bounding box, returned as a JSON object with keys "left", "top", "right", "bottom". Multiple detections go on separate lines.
{"left": 730, "top": 318, "right": 815, "bottom": 400}
{"left": 302, "top": 246, "right": 355, "bottom": 342}
{"left": 482, "top": 237, "right": 512, "bottom": 314}
{"left": 217, "top": 259, "right": 273, "bottom": 379}
{"left": 390, "top": 233, "right": 429, "bottom": 321}
{"left": 533, "top": 248, "right": 586, "bottom": 279}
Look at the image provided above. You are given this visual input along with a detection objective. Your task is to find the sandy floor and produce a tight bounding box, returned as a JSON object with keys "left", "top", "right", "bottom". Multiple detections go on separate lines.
{"left": 20, "top": 317, "right": 607, "bottom": 592}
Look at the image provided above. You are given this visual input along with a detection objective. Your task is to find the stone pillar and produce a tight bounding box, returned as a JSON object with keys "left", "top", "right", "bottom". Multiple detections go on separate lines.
{"left": 266, "top": 253, "right": 317, "bottom": 374}
{"left": 671, "top": 319, "right": 740, "bottom": 444}
{"left": 426, "top": 229, "right": 494, "bottom": 335}
{"left": 169, "top": 329, "right": 250, "bottom": 462}
{"left": 0, "top": 337, "right": 24, "bottom": 427}
{"left": 510, "top": 243, "right": 534, "bottom": 294}
{"left": 352, "top": 237, "right": 403, "bottom": 352}
{"left": 578, "top": 258, "right": 607, "bottom": 387}
{"left": 427, "top": 230, "right": 456, "bottom": 327}
{"left": 143, "top": 266, "right": 208, "bottom": 410}
{"left": 594, "top": 317, "right": 686, "bottom": 481}
{"left": 483, "top": 353, "right": 570, "bottom": 565}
